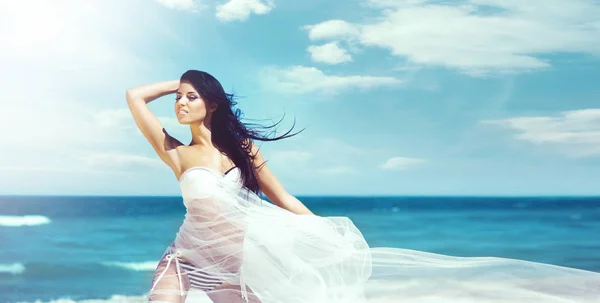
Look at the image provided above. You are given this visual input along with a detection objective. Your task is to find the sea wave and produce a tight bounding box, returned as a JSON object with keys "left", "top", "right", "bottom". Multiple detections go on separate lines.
{"left": 12, "top": 293, "right": 214, "bottom": 303}
{"left": 0, "top": 215, "right": 51, "bottom": 227}
{"left": 101, "top": 261, "right": 158, "bottom": 271}
{"left": 0, "top": 262, "right": 25, "bottom": 275}
{"left": 0, "top": 260, "right": 159, "bottom": 278}
{"left": 12, "top": 294, "right": 150, "bottom": 303}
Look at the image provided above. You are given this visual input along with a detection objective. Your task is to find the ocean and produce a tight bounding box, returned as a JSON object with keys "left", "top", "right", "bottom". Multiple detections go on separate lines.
{"left": 0, "top": 195, "right": 599, "bottom": 303}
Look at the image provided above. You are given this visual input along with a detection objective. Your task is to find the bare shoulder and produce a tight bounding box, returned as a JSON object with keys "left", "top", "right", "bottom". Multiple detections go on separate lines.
{"left": 173, "top": 145, "right": 222, "bottom": 180}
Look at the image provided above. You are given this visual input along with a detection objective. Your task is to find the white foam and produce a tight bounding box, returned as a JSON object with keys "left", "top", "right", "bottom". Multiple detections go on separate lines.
{"left": 8, "top": 291, "right": 471, "bottom": 303}
{"left": 0, "top": 262, "right": 25, "bottom": 275}
{"left": 13, "top": 294, "right": 149, "bottom": 303}
{"left": 13, "top": 293, "right": 213, "bottom": 303}
{"left": 102, "top": 261, "right": 158, "bottom": 271}
{"left": 0, "top": 215, "right": 51, "bottom": 227}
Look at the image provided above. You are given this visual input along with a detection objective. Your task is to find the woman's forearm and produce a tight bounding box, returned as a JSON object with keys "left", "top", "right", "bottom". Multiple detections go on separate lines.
{"left": 280, "top": 194, "right": 314, "bottom": 215}
{"left": 126, "top": 80, "right": 179, "bottom": 103}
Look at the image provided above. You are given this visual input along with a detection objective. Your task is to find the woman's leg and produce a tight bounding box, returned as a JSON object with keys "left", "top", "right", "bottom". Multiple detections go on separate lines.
{"left": 148, "top": 251, "right": 191, "bottom": 303}
{"left": 207, "top": 282, "right": 261, "bottom": 303}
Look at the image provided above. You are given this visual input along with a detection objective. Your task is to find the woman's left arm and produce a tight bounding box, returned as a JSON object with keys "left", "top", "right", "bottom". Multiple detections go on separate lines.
{"left": 250, "top": 143, "right": 313, "bottom": 215}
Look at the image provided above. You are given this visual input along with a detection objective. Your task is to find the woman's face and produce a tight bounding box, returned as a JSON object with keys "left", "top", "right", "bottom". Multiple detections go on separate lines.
{"left": 175, "top": 81, "right": 215, "bottom": 125}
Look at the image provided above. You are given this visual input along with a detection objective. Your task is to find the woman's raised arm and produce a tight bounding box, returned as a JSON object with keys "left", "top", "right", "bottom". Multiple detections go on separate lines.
{"left": 125, "top": 80, "right": 182, "bottom": 171}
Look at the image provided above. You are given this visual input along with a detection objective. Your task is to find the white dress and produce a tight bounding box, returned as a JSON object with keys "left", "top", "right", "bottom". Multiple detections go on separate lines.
{"left": 147, "top": 166, "right": 600, "bottom": 303}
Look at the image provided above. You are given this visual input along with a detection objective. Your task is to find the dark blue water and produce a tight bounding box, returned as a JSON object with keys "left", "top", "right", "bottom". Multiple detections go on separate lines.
{"left": 1, "top": 196, "right": 599, "bottom": 303}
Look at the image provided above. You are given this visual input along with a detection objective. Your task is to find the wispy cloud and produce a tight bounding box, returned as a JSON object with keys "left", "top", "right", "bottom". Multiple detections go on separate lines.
{"left": 483, "top": 109, "right": 600, "bottom": 157}
{"left": 314, "top": 138, "right": 369, "bottom": 156}
{"left": 0, "top": 166, "right": 89, "bottom": 173}
{"left": 0, "top": 1, "right": 156, "bottom": 150}
{"left": 216, "top": 0, "right": 274, "bottom": 22}
{"left": 75, "top": 152, "right": 164, "bottom": 171}
{"left": 260, "top": 65, "right": 402, "bottom": 94}
{"left": 0, "top": 151, "right": 163, "bottom": 174}
{"left": 0, "top": 104, "right": 130, "bottom": 152}
{"left": 304, "top": 0, "right": 600, "bottom": 75}
{"left": 379, "top": 157, "right": 426, "bottom": 170}
{"left": 154, "top": 0, "right": 203, "bottom": 11}
{"left": 93, "top": 108, "right": 185, "bottom": 135}
{"left": 0, "top": 0, "right": 169, "bottom": 178}
{"left": 307, "top": 42, "right": 353, "bottom": 65}
{"left": 158, "top": 116, "right": 184, "bottom": 129}
{"left": 94, "top": 108, "right": 135, "bottom": 131}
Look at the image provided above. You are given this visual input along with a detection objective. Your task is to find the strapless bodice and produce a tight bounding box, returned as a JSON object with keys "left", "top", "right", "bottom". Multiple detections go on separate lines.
{"left": 179, "top": 166, "right": 242, "bottom": 201}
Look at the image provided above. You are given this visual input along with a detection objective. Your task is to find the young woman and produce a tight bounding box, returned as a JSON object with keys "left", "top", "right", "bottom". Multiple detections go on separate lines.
{"left": 127, "top": 70, "right": 600, "bottom": 303}
{"left": 126, "top": 70, "right": 314, "bottom": 302}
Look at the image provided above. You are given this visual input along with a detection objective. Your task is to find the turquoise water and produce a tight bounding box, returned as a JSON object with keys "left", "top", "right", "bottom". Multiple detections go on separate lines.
{"left": 1, "top": 196, "right": 599, "bottom": 302}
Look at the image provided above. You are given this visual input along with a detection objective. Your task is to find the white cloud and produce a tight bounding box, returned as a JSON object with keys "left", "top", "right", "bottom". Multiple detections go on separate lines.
{"left": 158, "top": 116, "right": 184, "bottom": 129}
{"left": 260, "top": 65, "right": 402, "bottom": 94}
{"left": 0, "top": 104, "right": 122, "bottom": 151}
{"left": 216, "top": 0, "right": 274, "bottom": 22}
{"left": 0, "top": 152, "right": 164, "bottom": 174}
{"left": 365, "top": 0, "right": 429, "bottom": 8}
{"left": 0, "top": 104, "right": 174, "bottom": 175}
{"left": 303, "top": 20, "right": 360, "bottom": 41}
{"left": 154, "top": 0, "right": 202, "bottom": 11}
{"left": 94, "top": 108, "right": 135, "bottom": 131}
{"left": 379, "top": 157, "right": 426, "bottom": 170}
{"left": 0, "top": 102, "right": 168, "bottom": 176}
{"left": 93, "top": 108, "right": 179, "bottom": 130}
{"left": 307, "top": 42, "right": 353, "bottom": 65}
{"left": 0, "top": 165, "right": 88, "bottom": 173}
{"left": 75, "top": 152, "right": 164, "bottom": 171}
{"left": 304, "top": 0, "right": 600, "bottom": 75}
{"left": 483, "top": 109, "right": 600, "bottom": 157}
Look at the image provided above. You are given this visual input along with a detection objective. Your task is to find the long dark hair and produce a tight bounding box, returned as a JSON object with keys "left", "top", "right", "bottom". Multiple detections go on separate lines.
{"left": 180, "top": 70, "right": 302, "bottom": 194}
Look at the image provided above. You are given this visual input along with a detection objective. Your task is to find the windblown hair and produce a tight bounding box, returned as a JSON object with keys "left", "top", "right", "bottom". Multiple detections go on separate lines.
{"left": 180, "top": 70, "right": 302, "bottom": 194}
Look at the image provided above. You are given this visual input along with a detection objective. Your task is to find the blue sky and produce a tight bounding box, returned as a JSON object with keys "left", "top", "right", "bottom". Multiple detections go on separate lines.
{"left": 1, "top": 0, "right": 599, "bottom": 196}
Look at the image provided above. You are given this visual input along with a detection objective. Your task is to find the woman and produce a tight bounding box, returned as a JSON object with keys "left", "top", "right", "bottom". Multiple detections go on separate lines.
{"left": 127, "top": 70, "right": 600, "bottom": 303}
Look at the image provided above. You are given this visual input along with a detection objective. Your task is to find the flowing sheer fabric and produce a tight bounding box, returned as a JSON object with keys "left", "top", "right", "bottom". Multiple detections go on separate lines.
{"left": 146, "top": 167, "right": 600, "bottom": 303}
